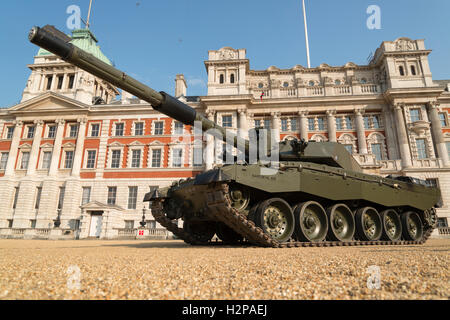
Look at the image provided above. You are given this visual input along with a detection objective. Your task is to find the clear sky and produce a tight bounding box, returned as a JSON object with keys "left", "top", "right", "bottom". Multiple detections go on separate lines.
{"left": 1, "top": 0, "right": 449, "bottom": 108}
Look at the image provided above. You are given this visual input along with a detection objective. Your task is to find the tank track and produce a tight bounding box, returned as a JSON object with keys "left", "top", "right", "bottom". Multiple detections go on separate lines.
{"left": 150, "top": 183, "right": 434, "bottom": 248}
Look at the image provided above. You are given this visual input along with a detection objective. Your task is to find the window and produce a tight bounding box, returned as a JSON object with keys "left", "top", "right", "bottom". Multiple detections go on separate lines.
{"left": 13, "top": 187, "right": 19, "bottom": 209}
{"left": 7, "top": 126, "right": 14, "bottom": 139}
{"left": 371, "top": 143, "right": 382, "bottom": 160}
{"left": 410, "top": 109, "right": 421, "bottom": 122}
{"left": 21, "top": 152, "right": 30, "bottom": 169}
{"left": 345, "top": 116, "right": 353, "bottom": 129}
{"left": 69, "top": 125, "right": 78, "bottom": 138}
{"left": 172, "top": 148, "right": 183, "bottom": 167}
{"left": 416, "top": 139, "right": 428, "bottom": 159}
{"left": 281, "top": 119, "right": 288, "bottom": 132}
{"left": 373, "top": 116, "right": 381, "bottom": 129}
{"left": 336, "top": 118, "right": 343, "bottom": 130}
{"left": 131, "top": 149, "right": 141, "bottom": 168}
{"left": 222, "top": 116, "right": 232, "bottom": 128}
{"left": 437, "top": 218, "right": 448, "bottom": 228}
{"left": 309, "top": 81, "right": 315, "bottom": 87}
{"left": 58, "top": 187, "right": 65, "bottom": 209}
{"left": 308, "top": 118, "right": 315, "bottom": 131}
{"left": 154, "top": 121, "right": 164, "bottom": 135}
{"left": 42, "top": 151, "right": 52, "bottom": 169}
{"left": 111, "top": 150, "right": 121, "bottom": 168}
{"left": 134, "top": 122, "right": 144, "bottom": 136}
{"left": 91, "top": 123, "right": 100, "bottom": 137}
{"left": 411, "top": 65, "right": 417, "bottom": 76}
{"left": 364, "top": 116, "right": 370, "bottom": 129}
{"left": 399, "top": 66, "right": 405, "bottom": 76}
{"left": 46, "top": 75, "right": 53, "bottom": 90}
{"left": 258, "top": 83, "right": 264, "bottom": 89}
{"left": 86, "top": 150, "right": 97, "bottom": 169}
{"left": 8, "top": 220, "right": 13, "bottom": 228}
{"left": 193, "top": 147, "right": 203, "bottom": 167}
{"left": 128, "top": 186, "right": 138, "bottom": 209}
{"left": 283, "top": 82, "right": 289, "bottom": 87}
{"left": 151, "top": 149, "right": 162, "bottom": 168}
{"left": 27, "top": 126, "right": 35, "bottom": 139}
{"left": 439, "top": 113, "right": 447, "bottom": 127}
{"left": 219, "top": 74, "right": 224, "bottom": 84}
{"left": 317, "top": 118, "right": 325, "bottom": 131}
{"left": 107, "top": 187, "right": 117, "bottom": 205}
{"left": 64, "top": 151, "right": 74, "bottom": 168}
{"left": 254, "top": 120, "right": 261, "bottom": 128}
{"left": 30, "top": 220, "right": 36, "bottom": 229}
{"left": 335, "top": 80, "right": 341, "bottom": 85}
{"left": 81, "top": 187, "right": 91, "bottom": 205}
{"left": 290, "top": 119, "right": 297, "bottom": 131}
{"left": 147, "top": 220, "right": 157, "bottom": 229}
{"left": 48, "top": 125, "right": 56, "bottom": 138}
{"left": 264, "top": 119, "right": 271, "bottom": 128}
{"left": 35, "top": 187, "right": 42, "bottom": 209}
{"left": 57, "top": 75, "right": 64, "bottom": 90}
{"left": 0, "top": 152, "right": 8, "bottom": 170}
{"left": 174, "top": 121, "right": 183, "bottom": 135}
{"left": 124, "top": 220, "right": 134, "bottom": 229}
{"left": 68, "top": 75, "right": 75, "bottom": 89}
{"left": 360, "top": 78, "right": 367, "bottom": 84}
{"left": 230, "top": 74, "right": 235, "bottom": 84}
{"left": 115, "top": 123, "right": 124, "bottom": 136}
{"left": 344, "top": 144, "right": 353, "bottom": 154}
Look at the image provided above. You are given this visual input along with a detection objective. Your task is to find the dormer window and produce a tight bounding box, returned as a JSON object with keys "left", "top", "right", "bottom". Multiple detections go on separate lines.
{"left": 219, "top": 74, "right": 224, "bottom": 84}
{"left": 399, "top": 66, "right": 405, "bottom": 76}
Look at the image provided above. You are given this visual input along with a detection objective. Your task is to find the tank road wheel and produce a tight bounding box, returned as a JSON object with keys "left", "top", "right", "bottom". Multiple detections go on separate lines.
{"left": 294, "top": 201, "right": 328, "bottom": 242}
{"left": 380, "top": 209, "right": 402, "bottom": 241}
{"left": 183, "top": 221, "right": 216, "bottom": 244}
{"left": 253, "top": 198, "right": 295, "bottom": 243}
{"left": 355, "top": 207, "right": 382, "bottom": 241}
{"left": 216, "top": 222, "right": 244, "bottom": 244}
{"left": 228, "top": 185, "right": 250, "bottom": 213}
{"left": 326, "top": 204, "right": 355, "bottom": 242}
{"left": 401, "top": 212, "right": 424, "bottom": 241}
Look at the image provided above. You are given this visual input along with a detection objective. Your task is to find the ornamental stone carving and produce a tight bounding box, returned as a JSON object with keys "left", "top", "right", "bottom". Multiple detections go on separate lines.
{"left": 218, "top": 48, "right": 236, "bottom": 60}
{"left": 395, "top": 38, "right": 416, "bottom": 51}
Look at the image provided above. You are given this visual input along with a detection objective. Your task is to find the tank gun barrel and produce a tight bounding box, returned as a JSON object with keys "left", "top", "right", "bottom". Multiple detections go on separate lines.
{"left": 28, "top": 25, "right": 249, "bottom": 153}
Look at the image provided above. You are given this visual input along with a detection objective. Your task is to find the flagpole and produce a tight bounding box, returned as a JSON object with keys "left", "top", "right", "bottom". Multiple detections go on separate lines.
{"left": 302, "top": 0, "right": 311, "bottom": 68}
{"left": 86, "top": 0, "right": 93, "bottom": 29}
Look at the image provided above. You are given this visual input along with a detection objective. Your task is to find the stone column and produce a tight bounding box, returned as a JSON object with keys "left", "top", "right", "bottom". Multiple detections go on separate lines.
{"left": 49, "top": 119, "right": 66, "bottom": 176}
{"left": 427, "top": 102, "right": 450, "bottom": 166}
{"left": 205, "top": 110, "right": 215, "bottom": 170}
{"left": 354, "top": 109, "right": 368, "bottom": 154}
{"left": 326, "top": 110, "right": 337, "bottom": 142}
{"left": 71, "top": 117, "right": 87, "bottom": 176}
{"left": 393, "top": 103, "right": 413, "bottom": 168}
{"left": 271, "top": 112, "right": 280, "bottom": 142}
{"left": 4, "top": 120, "right": 23, "bottom": 176}
{"left": 299, "top": 111, "right": 309, "bottom": 141}
{"left": 237, "top": 109, "right": 248, "bottom": 139}
{"left": 26, "top": 120, "right": 44, "bottom": 176}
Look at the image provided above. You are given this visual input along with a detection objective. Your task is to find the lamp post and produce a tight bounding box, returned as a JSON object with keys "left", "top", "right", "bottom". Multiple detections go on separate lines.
{"left": 54, "top": 209, "right": 61, "bottom": 228}
{"left": 140, "top": 205, "right": 147, "bottom": 228}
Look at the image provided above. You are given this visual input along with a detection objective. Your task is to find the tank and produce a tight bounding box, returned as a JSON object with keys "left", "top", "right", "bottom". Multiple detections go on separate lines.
{"left": 29, "top": 25, "right": 441, "bottom": 247}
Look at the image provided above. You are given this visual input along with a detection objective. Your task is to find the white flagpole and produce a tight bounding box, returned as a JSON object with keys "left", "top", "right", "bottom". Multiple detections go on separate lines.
{"left": 302, "top": 0, "right": 311, "bottom": 68}
{"left": 86, "top": 0, "right": 93, "bottom": 29}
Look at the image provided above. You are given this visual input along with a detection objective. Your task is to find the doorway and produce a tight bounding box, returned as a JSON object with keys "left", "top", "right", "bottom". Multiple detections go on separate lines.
{"left": 89, "top": 211, "right": 103, "bottom": 237}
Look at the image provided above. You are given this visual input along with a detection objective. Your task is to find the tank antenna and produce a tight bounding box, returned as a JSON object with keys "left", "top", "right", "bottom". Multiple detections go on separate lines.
{"left": 302, "top": 0, "right": 311, "bottom": 68}
{"left": 86, "top": 0, "right": 93, "bottom": 29}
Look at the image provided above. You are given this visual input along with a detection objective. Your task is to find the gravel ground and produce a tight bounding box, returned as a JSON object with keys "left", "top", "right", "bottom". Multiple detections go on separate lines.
{"left": 0, "top": 239, "right": 448, "bottom": 300}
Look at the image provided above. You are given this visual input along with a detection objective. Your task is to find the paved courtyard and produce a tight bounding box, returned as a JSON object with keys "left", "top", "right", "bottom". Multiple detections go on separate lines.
{"left": 0, "top": 239, "right": 448, "bottom": 300}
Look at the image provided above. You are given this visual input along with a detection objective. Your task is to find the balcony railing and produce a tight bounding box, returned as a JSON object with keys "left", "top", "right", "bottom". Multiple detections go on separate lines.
{"left": 438, "top": 227, "right": 450, "bottom": 235}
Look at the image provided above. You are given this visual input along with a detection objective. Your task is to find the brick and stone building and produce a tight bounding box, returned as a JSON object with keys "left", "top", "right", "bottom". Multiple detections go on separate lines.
{"left": 0, "top": 27, "right": 449, "bottom": 239}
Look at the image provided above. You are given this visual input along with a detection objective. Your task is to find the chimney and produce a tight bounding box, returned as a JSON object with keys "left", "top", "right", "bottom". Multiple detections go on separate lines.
{"left": 175, "top": 74, "right": 187, "bottom": 98}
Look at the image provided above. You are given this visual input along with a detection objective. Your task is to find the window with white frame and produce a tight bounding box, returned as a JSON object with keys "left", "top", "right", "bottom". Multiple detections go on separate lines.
{"left": 410, "top": 109, "right": 421, "bottom": 122}
{"left": 439, "top": 113, "right": 447, "bottom": 127}
{"left": 222, "top": 115, "right": 232, "bottom": 128}
{"left": 172, "top": 148, "right": 183, "bottom": 167}
{"left": 154, "top": 121, "right": 164, "bottom": 135}
{"left": 107, "top": 186, "right": 117, "bottom": 205}
{"left": 290, "top": 118, "right": 297, "bottom": 131}
{"left": 254, "top": 120, "right": 261, "bottom": 128}
{"left": 174, "top": 121, "right": 183, "bottom": 135}
{"left": 363, "top": 116, "right": 370, "bottom": 129}
{"left": 308, "top": 118, "right": 315, "bottom": 131}
{"left": 345, "top": 116, "right": 353, "bottom": 129}
{"left": 124, "top": 220, "right": 134, "bottom": 229}
{"left": 264, "top": 119, "right": 271, "bottom": 128}
{"left": 151, "top": 149, "right": 162, "bottom": 168}
{"left": 193, "top": 147, "right": 203, "bottom": 167}
{"left": 41, "top": 151, "right": 52, "bottom": 169}
{"left": 21, "top": 152, "right": 30, "bottom": 169}
{"left": 81, "top": 187, "right": 91, "bottom": 205}
{"left": 134, "top": 122, "right": 144, "bottom": 136}
{"left": 69, "top": 124, "right": 78, "bottom": 138}
{"left": 6, "top": 126, "right": 14, "bottom": 139}
{"left": 336, "top": 118, "right": 343, "bottom": 130}
{"left": 86, "top": 150, "right": 97, "bottom": 169}
{"left": 64, "top": 150, "right": 74, "bottom": 168}
{"left": 26, "top": 126, "right": 35, "bottom": 139}
{"left": 90, "top": 123, "right": 100, "bottom": 137}
{"left": 47, "top": 125, "right": 57, "bottom": 138}
{"left": 371, "top": 143, "right": 382, "bottom": 161}
{"left": 128, "top": 186, "right": 138, "bottom": 209}
{"left": 317, "top": 117, "right": 325, "bottom": 131}
{"left": 115, "top": 123, "right": 124, "bottom": 136}
{"left": 281, "top": 119, "right": 288, "bottom": 132}
{"left": 416, "top": 139, "right": 428, "bottom": 159}
{"left": 111, "top": 150, "right": 121, "bottom": 168}
{"left": 0, "top": 152, "right": 8, "bottom": 170}
{"left": 131, "top": 149, "right": 141, "bottom": 168}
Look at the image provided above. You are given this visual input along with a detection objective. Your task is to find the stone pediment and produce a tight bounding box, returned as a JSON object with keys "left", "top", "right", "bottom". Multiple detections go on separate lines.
{"left": 9, "top": 92, "right": 89, "bottom": 113}
{"left": 18, "top": 143, "right": 32, "bottom": 149}
{"left": 149, "top": 140, "right": 164, "bottom": 146}
{"left": 108, "top": 141, "right": 125, "bottom": 148}
{"left": 128, "top": 140, "right": 146, "bottom": 147}
{"left": 80, "top": 201, "right": 125, "bottom": 211}
{"left": 40, "top": 143, "right": 54, "bottom": 149}
{"left": 62, "top": 142, "right": 76, "bottom": 148}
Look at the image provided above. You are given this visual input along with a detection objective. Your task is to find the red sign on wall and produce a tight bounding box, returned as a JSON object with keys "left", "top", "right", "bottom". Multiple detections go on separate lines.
{"left": 139, "top": 230, "right": 144, "bottom": 236}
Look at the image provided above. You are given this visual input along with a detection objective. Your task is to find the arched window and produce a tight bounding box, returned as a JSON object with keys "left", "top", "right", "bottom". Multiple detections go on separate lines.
{"left": 410, "top": 65, "right": 416, "bottom": 76}
{"left": 399, "top": 66, "right": 405, "bottom": 76}
{"left": 219, "top": 74, "right": 224, "bottom": 84}
{"left": 230, "top": 74, "right": 235, "bottom": 84}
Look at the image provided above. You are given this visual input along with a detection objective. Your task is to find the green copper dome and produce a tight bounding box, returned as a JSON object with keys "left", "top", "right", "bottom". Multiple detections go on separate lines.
{"left": 37, "top": 28, "right": 112, "bottom": 66}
